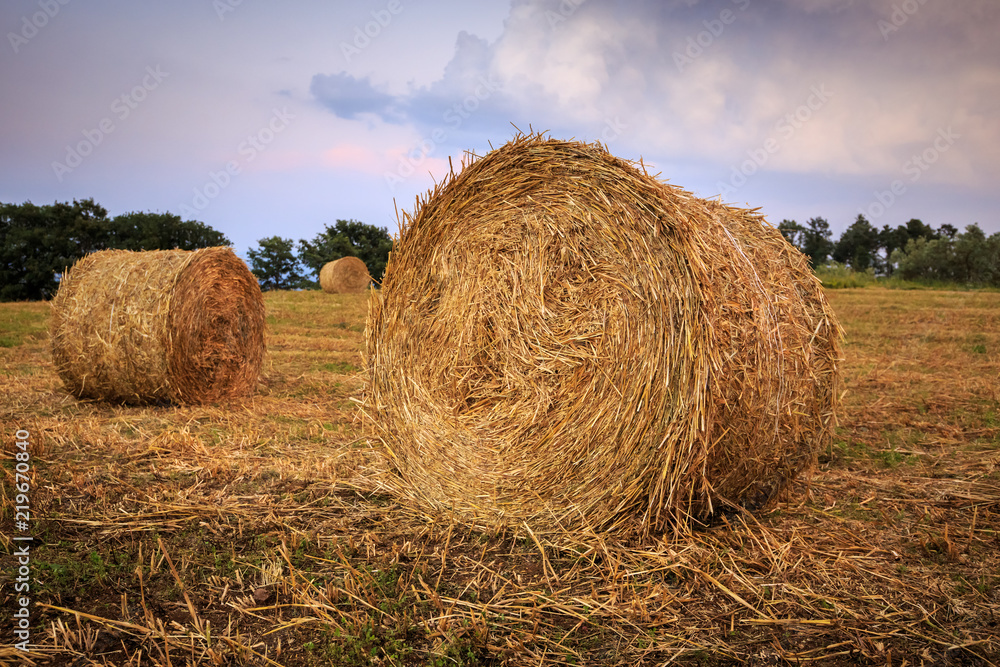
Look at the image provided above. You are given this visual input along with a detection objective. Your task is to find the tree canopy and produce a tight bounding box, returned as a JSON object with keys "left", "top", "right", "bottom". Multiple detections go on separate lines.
{"left": 778, "top": 218, "right": 834, "bottom": 267}
{"left": 4, "top": 197, "right": 994, "bottom": 299}
{"left": 1, "top": 199, "right": 230, "bottom": 301}
{"left": 297, "top": 219, "right": 393, "bottom": 282}
{"left": 247, "top": 236, "right": 307, "bottom": 291}
{"left": 892, "top": 224, "right": 999, "bottom": 285}
{"left": 776, "top": 214, "right": 1000, "bottom": 286}
{"left": 832, "top": 215, "right": 880, "bottom": 272}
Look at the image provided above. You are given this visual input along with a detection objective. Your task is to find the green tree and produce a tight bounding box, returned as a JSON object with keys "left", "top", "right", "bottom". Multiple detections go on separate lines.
{"left": 903, "top": 218, "right": 937, "bottom": 241}
{"left": 951, "top": 224, "right": 993, "bottom": 284}
{"left": 879, "top": 219, "right": 942, "bottom": 275}
{"left": 247, "top": 236, "right": 306, "bottom": 291}
{"left": 879, "top": 225, "right": 907, "bottom": 275}
{"left": 0, "top": 199, "right": 231, "bottom": 301}
{"left": 893, "top": 224, "right": 1000, "bottom": 286}
{"left": 298, "top": 219, "right": 393, "bottom": 282}
{"left": 110, "top": 212, "right": 230, "bottom": 250}
{"left": 937, "top": 223, "right": 958, "bottom": 239}
{"left": 1, "top": 198, "right": 110, "bottom": 300}
{"left": 893, "top": 236, "right": 957, "bottom": 282}
{"left": 801, "top": 217, "right": 833, "bottom": 267}
{"left": 832, "top": 214, "right": 880, "bottom": 272}
{"left": 777, "top": 219, "right": 805, "bottom": 250}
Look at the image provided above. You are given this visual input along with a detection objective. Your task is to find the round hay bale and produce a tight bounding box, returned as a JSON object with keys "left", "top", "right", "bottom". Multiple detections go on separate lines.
{"left": 320, "top": 256, "right": 372, "bottom": 294}
{"left": 51, "top": 247, "right": 266, "bottom": 405}
{"left": 363, "top": 134, "right": 842, "bottom": 534}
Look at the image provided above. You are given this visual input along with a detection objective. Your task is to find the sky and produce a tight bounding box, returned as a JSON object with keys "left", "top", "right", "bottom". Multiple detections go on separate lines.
{"left": 2, "top": 0, "right": 998, "bottom": 259}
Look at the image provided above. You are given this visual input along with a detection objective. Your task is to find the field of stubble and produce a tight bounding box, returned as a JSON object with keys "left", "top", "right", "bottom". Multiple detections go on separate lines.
{"left": 1, "top": 288, "right": 998, "bottom": 666}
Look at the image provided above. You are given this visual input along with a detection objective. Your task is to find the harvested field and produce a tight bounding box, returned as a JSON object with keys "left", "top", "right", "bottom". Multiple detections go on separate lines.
{"left": 1, "top": 288, "right": 998, "bottom": 666}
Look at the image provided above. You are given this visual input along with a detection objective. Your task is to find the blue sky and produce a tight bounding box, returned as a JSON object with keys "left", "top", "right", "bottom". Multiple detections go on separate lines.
{"left": 2, "top": 0, "right": 998, "bottom": 257}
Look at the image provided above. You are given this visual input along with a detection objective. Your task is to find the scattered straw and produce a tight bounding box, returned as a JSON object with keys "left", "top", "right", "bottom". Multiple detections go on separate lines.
{"left": 50, "top": 247, "right": 266, "bottom": 404}
{"left": 363, "top": 134, "right": 842, "bottom": 534}
{"left": 2, "top": 287, "right": 996, "bottom": 664}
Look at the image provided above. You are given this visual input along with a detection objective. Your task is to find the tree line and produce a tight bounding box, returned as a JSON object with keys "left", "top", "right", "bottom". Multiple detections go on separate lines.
{"left": 778, "top": 216, "right": 1000, "bottom": 286}
{"left": 3, "top": 198, "right": 995, "bottom": 301}
{"left": 247, "top": 221, "right": 393, "bottom": 291}
{"left": 0, "top": 199, "right": 395, "bottom": 300}
{"left": 1, "top": 199, "right": 230, "bottom": 301}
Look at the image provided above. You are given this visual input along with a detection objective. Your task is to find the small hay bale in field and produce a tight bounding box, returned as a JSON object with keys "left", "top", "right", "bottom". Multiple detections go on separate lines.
{"left": 363, "top": 134, "right": 842, "bottom": 534}
{"left": 320, "top": 256, "right": 372, "bottom": 294}
{"left": 51, "top": 247, "right": 266, "bottom": 404}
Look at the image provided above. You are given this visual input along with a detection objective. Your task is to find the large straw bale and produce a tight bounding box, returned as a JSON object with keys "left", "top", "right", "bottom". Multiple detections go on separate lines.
{"left": 51, "top": 247, "right": 265, "bottom": 404}
{"left": 362, "top": 134, "right": 842, "bottom": 534}
{"left": 320, "top": 256, "right": 372, "bottom": 294}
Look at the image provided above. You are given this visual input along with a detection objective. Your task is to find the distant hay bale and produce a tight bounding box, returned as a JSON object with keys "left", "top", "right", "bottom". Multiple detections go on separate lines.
{"left": 362, "top": 134, "right": 842, "bottom": 534}
{"left": 320, "top": 257, "right": 371, "bottom": 294}
{"left": 51, "top": 247, "right": 266, "bottom": 405}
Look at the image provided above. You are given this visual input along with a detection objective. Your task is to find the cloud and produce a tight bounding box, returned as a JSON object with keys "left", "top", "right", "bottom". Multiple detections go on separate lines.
{"left": 309, "top": 72, "right": 402, "bottom": 121}
{"left": 312, "top": 32, "right": 513, "bottom": 137}
{"left": 309, "top": 1, "right": 632, "bottom": 144}
{"left": 308, "top": 0, "right": 1000, "bottom": 190}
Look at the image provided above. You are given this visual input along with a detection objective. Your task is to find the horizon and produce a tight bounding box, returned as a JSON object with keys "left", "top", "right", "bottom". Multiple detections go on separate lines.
{"left": 3, "top": 1, "right": 997, "bottom": 257}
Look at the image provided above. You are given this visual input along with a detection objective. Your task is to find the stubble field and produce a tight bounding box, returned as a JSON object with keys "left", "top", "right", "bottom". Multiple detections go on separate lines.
{"left": 1, "top": 288, "right": 998, "bottom": 666}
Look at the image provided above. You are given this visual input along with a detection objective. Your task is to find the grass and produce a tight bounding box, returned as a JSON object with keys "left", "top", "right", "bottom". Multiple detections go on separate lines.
{"left": 815, "top": 262, "right": 1000, "bottom": 291}
{"left": 0, "top": 301, "right": 48, "bottom": 349}
{"left": 814, "top": 263, "right": 881, "bottom": 289}
{"left": 1, "top": 287, "right": 998, "bottom": 665}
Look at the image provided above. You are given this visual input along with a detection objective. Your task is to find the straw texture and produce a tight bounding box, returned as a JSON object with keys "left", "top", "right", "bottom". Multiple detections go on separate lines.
{"left": 51, "top": 247, "right": 266, "bottom": 404}
{"left": 363, "top": 135, "right": 841, "bottom": 534}
{"left": 320, "top": 256, "right": 372, "bottom": 294}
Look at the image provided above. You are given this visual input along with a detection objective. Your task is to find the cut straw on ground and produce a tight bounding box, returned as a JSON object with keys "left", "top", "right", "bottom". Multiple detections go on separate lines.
{"left": 1, "top": 221, "right": 996, "bottom": 667}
